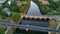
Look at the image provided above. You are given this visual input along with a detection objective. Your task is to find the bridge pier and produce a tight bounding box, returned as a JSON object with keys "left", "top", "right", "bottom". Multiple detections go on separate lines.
{"left": 36, "top": 18, "right": 41, "bottom": 20}
{"left": 32, "top": 18, "right": 36, "bottom": 20}
{"left": 46, "top": 18, "right": 49, "bottom": 20}
{"left": 26, "top": 28, "right": 29, "bottom": 31}
{"left": 40, "top": 18, "right": 45, "bottom": 21}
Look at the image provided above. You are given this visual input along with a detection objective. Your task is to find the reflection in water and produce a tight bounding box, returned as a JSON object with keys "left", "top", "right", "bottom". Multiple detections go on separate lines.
{"left": 21, "top": 19, "right": 48, "bottom": 27}
{"left": 27, "top": 1, "right": 42, "bottom": 15}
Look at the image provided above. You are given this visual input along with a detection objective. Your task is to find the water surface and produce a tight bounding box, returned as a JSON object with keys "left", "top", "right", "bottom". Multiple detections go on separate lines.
{"left": 27, "top": 1, "right": 42, "bottom": 15}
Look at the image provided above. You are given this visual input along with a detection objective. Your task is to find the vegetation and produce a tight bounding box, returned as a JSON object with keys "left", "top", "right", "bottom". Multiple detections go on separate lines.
{"left": 12, "top": 12, "right": 21, "bottom": 23}
{"left": 20, "top": 3, "right": 30, "bottom": 13}
{"left": 0, "top": 29, "right": 4, "bottom": 34}
{"left": 34, "top": 0, "right": 60, "bottom": 15}
{"left": 48, "top": 19, "right": 58, "bottom": 29}
{"left": 0, "top": 0, "right": 30, "bottom": 22}
{"left": 0, "top": 0, "right": 30, "bottom": 34}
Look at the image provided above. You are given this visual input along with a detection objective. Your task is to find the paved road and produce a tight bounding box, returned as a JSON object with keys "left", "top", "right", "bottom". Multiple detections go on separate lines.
{"left": 0, "top": 23, "right": 60, "bottom": 32}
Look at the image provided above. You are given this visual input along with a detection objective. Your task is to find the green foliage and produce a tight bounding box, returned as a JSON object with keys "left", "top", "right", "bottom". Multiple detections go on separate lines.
{"left": 11, "top": 1, "right": 20, "bottom": 12}
{"left": 12, "top": 12, "right": 21, "bottom": 22}
{"left": 0, "top": 0, "right": 30, "bottom": 20}
{"left": 36, "top": 0, "right": 60, "bottom": 15}
{"left": 20, "top": 4, "right": 27, "bottom": 12}
{"left": 47, "top": 12, "right": 53, "bottom": 15}
{"left": 0, "top": 9, "right": 8, "bottom": 19}
{"left": 0, "top": 29, "right": 4, "bottom": 34}
{"left": 0, "top": 9, "right": 2, "bottom": 15}
{"left": 19, "top": 0, "right": 30, "bottom": 2}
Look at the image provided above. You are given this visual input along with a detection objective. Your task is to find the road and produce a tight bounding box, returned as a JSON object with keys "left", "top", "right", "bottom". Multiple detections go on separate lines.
{"left": 5, "top": 27, "right": 11, "bottom": 34}
{"left": 0, "top": 23, "right": 60, "bottom": 32}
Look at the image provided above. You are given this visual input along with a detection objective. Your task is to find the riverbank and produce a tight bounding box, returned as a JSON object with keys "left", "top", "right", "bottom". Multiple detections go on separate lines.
{"left": 16, "top": 1, "right": 30, "bottom": 26}
{"left": 32, "top": 0, "right": 60, "bottom": 15}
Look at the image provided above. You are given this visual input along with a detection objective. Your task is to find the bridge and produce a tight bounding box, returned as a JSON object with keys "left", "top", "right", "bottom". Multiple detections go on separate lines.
{"left": 0, "top": 23, "right": 60, "bottom": 32}
{"left": 21, "top": 14, "right": 55, "bottom": 20}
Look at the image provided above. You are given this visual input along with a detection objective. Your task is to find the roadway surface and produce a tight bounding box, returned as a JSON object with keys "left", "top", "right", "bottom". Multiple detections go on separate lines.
{"left": 0, "top": 23, "right": 60, "bottom": 32}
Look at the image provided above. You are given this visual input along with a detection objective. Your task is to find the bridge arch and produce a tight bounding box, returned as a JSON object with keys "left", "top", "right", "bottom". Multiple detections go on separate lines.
{"left": 46, "top": 18, "right": 49, "bottom": 21}
{"left": 23, "top": 17, "right": 26, "bottom": 19}
{"left": 32, "top": 18, "right": 36, "bottom": 20}
{"left": 27, "top": 17, "right": 32, "bottom": 20}
{"left": 40, "top": 18, "right": 46, "bottom": 21}
{"left": 36, "top": 18, "right": 40, "bottom": 20}
{"left": 21, "top": 14, "right": 55, "bottom": 21}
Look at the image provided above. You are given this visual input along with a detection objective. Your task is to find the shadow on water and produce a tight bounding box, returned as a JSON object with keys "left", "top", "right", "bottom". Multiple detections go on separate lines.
{"left": 21, "top": 19, "right": 48, "bottom": 27}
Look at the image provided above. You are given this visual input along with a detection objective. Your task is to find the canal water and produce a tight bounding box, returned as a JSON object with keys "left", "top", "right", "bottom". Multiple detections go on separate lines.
{"left": 27, "top": 1, "right": 42, "bottom": 15}
{"left": 14, "top": 1, "right": 48, "bottom": 34}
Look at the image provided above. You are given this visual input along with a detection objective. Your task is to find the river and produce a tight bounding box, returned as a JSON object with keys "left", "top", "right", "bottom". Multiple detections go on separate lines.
{"left": 27, "top": 1, "right": 42, "bottom": 15}
{"left": 14, "top": 1, "right": 48, "bottom": 34}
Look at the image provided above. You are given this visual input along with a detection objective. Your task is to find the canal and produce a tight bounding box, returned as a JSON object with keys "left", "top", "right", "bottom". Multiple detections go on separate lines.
{"left": 14, "top": 1, "right": 48, "bottom": 34}
{"left": 27, "top": 1, "right": 42, "bottom": 15}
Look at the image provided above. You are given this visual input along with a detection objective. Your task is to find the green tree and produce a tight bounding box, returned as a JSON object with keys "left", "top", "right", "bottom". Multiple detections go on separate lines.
{"left": 0, "top": 29, "right": 4, "bottom": 34}
{"left": 11, "top": 1, "right": 20, "bottom": 12}
{"left": 12, "top": 12, "right": 21, "bottom": 23}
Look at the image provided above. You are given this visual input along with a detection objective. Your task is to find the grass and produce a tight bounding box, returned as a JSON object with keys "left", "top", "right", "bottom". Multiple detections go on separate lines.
{"left": 12, "top": 12, "right": 21, "bottom": 24}
{"left": 20, "top": 2, "right": 30, "bottom": 13}
{"left": 0, "top": 27, "right": 5, "bottom": 34}
{"left": 48, "top": 19, "right": 58, "bottom": 29}
{"left": 0, "top": 29, "right": 4, "bottom": 34}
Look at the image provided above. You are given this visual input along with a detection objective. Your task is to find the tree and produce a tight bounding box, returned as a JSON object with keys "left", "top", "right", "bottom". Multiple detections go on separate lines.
{"left": 12, "top": 12, "right": 21, "bottom": 23}
{"left": 11, "top": 1, "right": 20, "bottom": 12}
{"left": 0, "top": 29, "right": 4, "bottom": 34}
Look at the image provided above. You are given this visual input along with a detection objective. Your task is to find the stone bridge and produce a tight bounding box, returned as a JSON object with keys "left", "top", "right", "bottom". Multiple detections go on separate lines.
{"left": 21, "top": 14, "right": 55, "bottom": 20}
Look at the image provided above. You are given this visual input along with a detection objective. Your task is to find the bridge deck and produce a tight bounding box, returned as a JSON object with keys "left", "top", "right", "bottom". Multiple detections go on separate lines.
{"left": 0, "top": 23, "right": 60, "bottom": 32}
